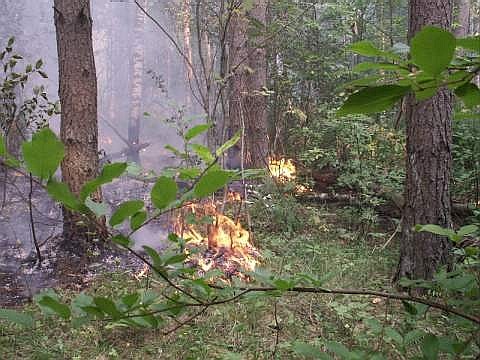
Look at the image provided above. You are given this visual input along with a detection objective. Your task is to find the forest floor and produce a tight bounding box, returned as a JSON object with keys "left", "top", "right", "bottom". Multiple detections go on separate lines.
{"left": 0, "top": 187, "right": 470, "bottom": 359}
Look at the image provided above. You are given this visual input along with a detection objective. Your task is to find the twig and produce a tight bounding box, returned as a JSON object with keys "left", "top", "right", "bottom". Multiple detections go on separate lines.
{"left": 28, "top": 173, "right": 42, "bottom": 265}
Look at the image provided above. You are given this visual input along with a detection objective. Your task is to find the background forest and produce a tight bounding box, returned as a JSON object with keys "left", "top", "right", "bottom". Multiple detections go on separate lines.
{"left": 0, "top": 0, "right": 479, "bottom": 359}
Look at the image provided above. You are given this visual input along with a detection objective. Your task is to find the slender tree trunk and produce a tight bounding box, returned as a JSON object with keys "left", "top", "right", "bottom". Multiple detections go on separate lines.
{"left": 54, "top": 0, "right": 105, "bottom": 257}
{"left": 454, "top": 0, "right": 470, "bottom": 37}
{"left": 127, "top": 0, "right": 148, "bottom": 164}
{"left": 228, "top": 0, "right": 268, "bottom": 168}
{"left": 395, "top": 0, "right": 454, "bottom": 283}
{"left": 182, "top": 0, "right": 194, "bottom": 109}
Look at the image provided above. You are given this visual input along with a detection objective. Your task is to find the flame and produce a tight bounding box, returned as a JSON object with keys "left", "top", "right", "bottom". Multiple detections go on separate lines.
{"left": 269, "top": 157, "right": 312, "bottom": 193}
{"left": 268, "top": 157, "right": 296, "bottom": 181}
{"left": 174, "top": 201, "right": 258, "bottom": 275}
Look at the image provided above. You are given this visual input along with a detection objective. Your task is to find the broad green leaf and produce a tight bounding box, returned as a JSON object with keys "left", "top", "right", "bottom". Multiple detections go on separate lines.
{"left": 325, "top": 341, "right": 353, "bottom": 359}
{"left": 93, "top": 297, "right": 122, "bottom": 320}
{"left": 401, "top": 300, "right": 418, "bottom": 315}
{"left": 457, "top": 224, "right": 478, "bottom": 237}
{"left": 111, "top": 235, "right": 133, "bottom": 247}
{"left": 85, "top": 197, "right": 109, "bottom": 217}
{"left": 191, "top": 143, "right": 215, "bottom": 164}
{"left": 163, "top": 253, "right": 188, "bottom": 266}
{"left": 151, "top": 176, "right": 178, "bottom": 210}
{"left": 0, "top": 309, "right": 34, "bottom": 328}
{"left": 121, "top": 293, "right": 140, "bottom": 308}
{"left": 109, "top": 200, "right": 144, "bottom": 227}
{"left": 46, "top": 179, "right": 81, "bottom": 210}
{"left": 422, "top": 334, "right": 439, "bottom": 360}
{"left": 38, "top": 296, "right": 71, "bottom": 319}
{"left": 143, "top": 246, "right": 163, "bottom": 268}
{"left": 130, "top": 210, "right": 147, "bottom": 230}
{"left": 338, "top": 85, "right": 409, "bottom": 115}
{"left": 216, "top": 130, "right": 241, "bottom": 157}
{"left": 352, "top": 62, "right": 402, "bottom": 73}
{"left": 348, "top": 41, "right": 399, "bottom": 60}
{"left": 22, "top": 128, "right": 64, "bottom": 180}
{"left": 193, "top": 170, "right": 231, "bottom": 197}
{"left": 292, "top": 341, "right": 331, "bottom": 359}
{"left": 416, "top": 224, "right": 455, "bottom": 238}
{"left": 411, "top": 26, "right": 455, "bottom": 76}
{"left": 80, "top": 162, "right": 127, "bottom": 201}
{"left": 165, "top": 144, "right": 183, "bottom": 157}
{"left": 178, "top": 167, "right": 202, "bottom": 180}
{"left": 456, "top": 36, "right": 480, "bottom": 52}
{"left": 185, "top": 124, "right": 210, "bottom": 141}
{"left": 455, "top": 83, "right": 480, "bottom": 109}
{"left": 385, "top": 327, "right": 403, "bottom": 345}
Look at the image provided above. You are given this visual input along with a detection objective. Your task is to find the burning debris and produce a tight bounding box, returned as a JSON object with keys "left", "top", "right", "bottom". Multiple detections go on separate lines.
{"left": 173, "top": 196, "right": 258, "bottom": 278}
{"left": 268, "top": 157, "right": 311, "bottom": 193}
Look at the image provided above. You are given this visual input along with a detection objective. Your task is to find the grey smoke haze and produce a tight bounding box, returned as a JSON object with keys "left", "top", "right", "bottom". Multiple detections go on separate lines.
{"left": 1, "top": 0, "right": 201, "bottom": 171}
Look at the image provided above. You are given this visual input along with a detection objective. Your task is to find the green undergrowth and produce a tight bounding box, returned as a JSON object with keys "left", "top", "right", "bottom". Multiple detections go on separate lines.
{"left": 0, "top": 201, "right": 473, "bottom": 359}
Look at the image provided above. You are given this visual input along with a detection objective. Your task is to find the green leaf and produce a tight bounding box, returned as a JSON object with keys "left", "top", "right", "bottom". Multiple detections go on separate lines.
{"left": 457, "top": 224, "right": 478, "bottom": 237}
{"left": 455, "top": 83, "right": 480, "bottom": 109}
{"left": 109, "top": 200, "right": 144, "bottom": 227}
{"left": 352, "top": 62, "right": 402, "bottom": 73}
{"left": 0, "top": 309, "right": 34, "bottom": 328}
{"left": 215, "top": 130, "right": 241, "bottom": 157}
{"left": 416, "top": 224, "right": 455, "bottom": 238}
{"left": 85, "top": 197, "right": 109, "bottom": 217}
{"left": 191, "top": 143, "right": 215, "bottom": 164}
{"left": 338, "top": 85, "right": 409, "bottom": 115}
{"left": 121, "top": 293, "right": 140, "bottom": 308}
{"left": 151, "top": 177, "right": 178, "bottom": 210}
{"left": 385, "top": 327, "right": 403, "bottom": 345}
{"left": 178, "top": 167, "right": 202, "bottom": 180}
{"left": 411, "top": 26, "right": 455, "bottom": 76}
{"left": 130, "top": 210, "right": 147, "bottom": 230}
{"left": 456, "top": 36, "right": 480, "bottom": 52}
{"left": 80, "top": 162, "right": 127, "bottom": 202}
{"left": 163, "top": 253, "right": 188, "bottom": 266}
{"left": 111, "top": 235, "right": 133, "bottom": 248}
{"left": 0, "top": 135, "right": 5, "bottom": 157}
{"left": 193, "top": 170, "right": 231, "bottom": 198}
{"left": 292, "top": 341, "right": 331, "bottom": 359}
{"left": 38, "top": 296, "right": 71, "bottom": 319}
{"left": 35, "top": 59, "right": 43, "bottom": 69}
{"left": 93, "top": 297, "right": 122, "bottom": 320}
{"left": 325, "top": 341, "right": 353, "bottom": 359}
{"left": 143, "top": 246, "right": 163, "bottom": 268}
{"left": 422, "top": 334, "right": 439, "bottom": 360}
{"left": 46, "top": 180, "right": 81, "bottom": 211}
{"left": 348, "top": 41, "right": 399, "bottom": 60}
{"left": 22, "top": 128, "right": 64, "bottom": 180}
{"left": 185, "top": 124, "right": 210, "bottom": 141}
{"left": 402, "top": 300, "right": 418, "bottom": 315}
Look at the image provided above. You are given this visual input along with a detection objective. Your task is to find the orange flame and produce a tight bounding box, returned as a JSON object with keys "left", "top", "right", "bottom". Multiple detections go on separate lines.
{"left": 174, "top": 201, "right": 258, "bottom": 275}
{"left": 268, "top": 157, "right": 296, "bottom": 181}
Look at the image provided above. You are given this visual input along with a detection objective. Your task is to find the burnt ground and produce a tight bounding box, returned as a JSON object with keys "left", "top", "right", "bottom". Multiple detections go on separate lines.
{"left": 0, "top": 171, "right": 169, "bottom": 307}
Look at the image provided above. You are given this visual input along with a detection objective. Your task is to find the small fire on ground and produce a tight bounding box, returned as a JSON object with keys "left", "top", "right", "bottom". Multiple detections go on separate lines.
{"left": 268, "top": 157, "right": 311, "bottom": 193}
{"left": 173, "top": 194, "right": 259, "bottom": 278}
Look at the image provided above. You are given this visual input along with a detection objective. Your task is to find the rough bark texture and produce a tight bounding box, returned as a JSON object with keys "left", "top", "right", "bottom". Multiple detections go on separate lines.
{"left": 395, "top": 0, "right": 454, "bottom": 282}
{"left": 54, "top": 0, "right": 104, "bottom": 256}
{"left": 454, "top": 0, "right": 470, "bottom": 36}
{"left": 228, "top": 0, "right": 269, "bottom": 168}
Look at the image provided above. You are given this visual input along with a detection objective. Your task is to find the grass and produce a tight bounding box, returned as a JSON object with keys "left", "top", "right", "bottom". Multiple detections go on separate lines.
{"left": 0, "top": 196, "right": 477, "bottom": 359}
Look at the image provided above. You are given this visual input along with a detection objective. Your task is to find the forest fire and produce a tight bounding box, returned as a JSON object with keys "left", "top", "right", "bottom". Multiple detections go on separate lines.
{"left": 173, "top": 199, "right": 258, "bottom": 278}
{"left": 268, "top": 157, "right": 296, "bottom": 181}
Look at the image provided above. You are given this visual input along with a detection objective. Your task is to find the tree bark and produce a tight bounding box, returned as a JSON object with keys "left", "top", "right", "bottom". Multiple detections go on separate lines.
{"left": 54, "top": 0, "right": 105, "bottom": 257}
{"left": 454, "top": 0, "right": 470, "bottom": 37}
{"left": 228, "top": 0, "right": 269, "bottom": 168}
{"left": 395, "top": 0, "right": 454, "bottom": 283}
{"left": 127, "top": 0, "right": 148, "bottom": 164}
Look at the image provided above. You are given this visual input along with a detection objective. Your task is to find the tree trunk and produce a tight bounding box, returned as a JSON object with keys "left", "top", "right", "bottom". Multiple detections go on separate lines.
{"left": 127, "top": 0, "right": 148, "bottom": 164}
{"left": 454, "top": 0, "right": 470, "bottom": 37}
{"left": 228, "top": 0, "right": 269, "bottom": 169}
{"left": 395, "top": 0, "right": 454, "bottom": 283}
{"left": 54, "top": 0, "right": 105, "bottom": 257}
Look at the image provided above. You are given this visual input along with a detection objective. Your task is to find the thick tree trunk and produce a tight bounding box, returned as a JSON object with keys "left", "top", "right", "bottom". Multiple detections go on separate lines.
{"left": 127, "top": 0, "right": 148, "bottom": 164}
{"left": 228, "top": 0, "right": 268, "bottom": 168}
{"left": 395, "top": 0, "right": 454, "bottom": 283}
{"left": 54, "top": 0, "right": 105, "bottom": 257}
